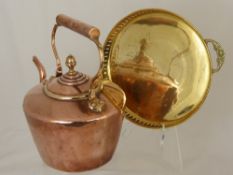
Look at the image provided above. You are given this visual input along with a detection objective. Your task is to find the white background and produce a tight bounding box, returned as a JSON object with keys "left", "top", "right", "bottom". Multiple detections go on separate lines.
{"left": 0, "top": 0, "right": 232, "bottom": 175}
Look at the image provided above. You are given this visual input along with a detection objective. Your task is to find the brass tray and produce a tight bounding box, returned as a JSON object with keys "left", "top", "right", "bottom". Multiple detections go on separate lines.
{"left": 103, "top": 9, "right": 225, "bottom": 128}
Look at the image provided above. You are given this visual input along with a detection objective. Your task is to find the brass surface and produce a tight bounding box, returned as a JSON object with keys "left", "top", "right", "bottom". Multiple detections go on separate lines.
{"left": 66, "top": 55, "right": 77, "bottom": 76}
{"left": 101, "top": 80, "right": 126, "bottom": 111}
{"left": 51, "top": 24, "right": 63, "bottom": 77}
{"left": 43, "top": 78, "right": 90, "bottom": 101}
{"left": 49, "top": 23, "right": 105, "bottom": 112}
{"left": 58, "top": 55, "right": 89, "bottom": 86}
{"left": 104, "top": 9, "right": 224, "bottom": 128}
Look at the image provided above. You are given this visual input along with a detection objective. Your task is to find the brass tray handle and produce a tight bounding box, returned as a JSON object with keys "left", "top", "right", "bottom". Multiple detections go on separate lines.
{"left": 205, "top": 39, "right": 225, "bottom": 74}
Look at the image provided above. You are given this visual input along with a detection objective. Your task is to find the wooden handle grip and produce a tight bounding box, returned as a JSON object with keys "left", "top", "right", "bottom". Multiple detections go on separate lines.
{"left": 56, "top": 14, "right": 100, "bottom": 41}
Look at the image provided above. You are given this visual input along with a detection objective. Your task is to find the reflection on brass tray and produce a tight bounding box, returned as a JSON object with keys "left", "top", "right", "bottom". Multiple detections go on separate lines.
{"left": 112, "top": 39, "right": 179, "bottom": 121}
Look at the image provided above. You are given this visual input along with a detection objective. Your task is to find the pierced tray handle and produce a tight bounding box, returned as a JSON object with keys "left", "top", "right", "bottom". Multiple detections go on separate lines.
{"left": 205, "top": 39, "right": 225, "bottom": 74}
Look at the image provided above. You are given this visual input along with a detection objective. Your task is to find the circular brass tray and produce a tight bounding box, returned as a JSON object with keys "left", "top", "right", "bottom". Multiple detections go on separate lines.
{"left": 104, "top": 9, "right": 224, "bottom": 128}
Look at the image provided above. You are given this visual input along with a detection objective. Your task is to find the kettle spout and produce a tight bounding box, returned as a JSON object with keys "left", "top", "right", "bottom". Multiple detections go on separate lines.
{"left": 33, "top": 56, "right": 47, "bottom": 83}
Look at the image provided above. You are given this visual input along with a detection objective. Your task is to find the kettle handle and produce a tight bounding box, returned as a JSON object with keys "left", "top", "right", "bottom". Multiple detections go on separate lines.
{"left": 49, "top": 14, "right": 110, "bottom": 112}
{"left": 51, "top": 14, "right": 105, "bottom": 79}
{"left": 56, "top": 14, "right": 100, "bottom": 42}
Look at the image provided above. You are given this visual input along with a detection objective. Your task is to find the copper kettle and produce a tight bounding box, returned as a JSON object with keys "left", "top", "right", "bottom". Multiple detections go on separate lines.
{"left": 23, "top": 15, "right": 125, "bottom": 172}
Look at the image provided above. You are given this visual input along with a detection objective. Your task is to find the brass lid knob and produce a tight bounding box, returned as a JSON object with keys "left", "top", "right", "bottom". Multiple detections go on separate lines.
{"left": 57, "top": 55, "right": 89, "bottom": 86}
{"left": 66, "top": 55, "right": 77, "bottom": 75}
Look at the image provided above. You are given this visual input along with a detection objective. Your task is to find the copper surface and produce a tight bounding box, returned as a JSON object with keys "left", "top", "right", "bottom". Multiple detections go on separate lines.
{"left": 24, "top": 84, "right": 123, "bottom": 172}
{"left": 33, "top": 56, "right": 46, "bottom": 82}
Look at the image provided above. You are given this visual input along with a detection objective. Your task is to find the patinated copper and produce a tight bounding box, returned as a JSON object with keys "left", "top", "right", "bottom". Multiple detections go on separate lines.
{"left": 23, "top": 15, "right": 125, "bottom": 172}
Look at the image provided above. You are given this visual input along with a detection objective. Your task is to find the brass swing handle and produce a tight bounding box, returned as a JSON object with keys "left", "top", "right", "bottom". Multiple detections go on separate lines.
{"left": 49, "top": 14, "right": 106, "bottom": 112}
{"left": 205, "top": 39, "right": 225, "bottom": 74}
{"left": 52, "top": 14, "right": 104, "bottom": 79}
{"left": 55, "top": 15, "right": 125, "bottom": 111}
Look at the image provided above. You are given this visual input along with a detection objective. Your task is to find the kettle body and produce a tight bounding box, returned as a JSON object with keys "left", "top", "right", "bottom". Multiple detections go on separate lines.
{"left": 23, "top": 83, "right": 123, "bottom": 172}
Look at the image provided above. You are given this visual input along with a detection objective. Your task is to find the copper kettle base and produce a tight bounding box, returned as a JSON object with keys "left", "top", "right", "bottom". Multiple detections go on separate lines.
{"left": 26, "top": 113, "right": 122, "bottom": 172}
{"left": 24, "top": 85, "right": 123, "bottom": 172}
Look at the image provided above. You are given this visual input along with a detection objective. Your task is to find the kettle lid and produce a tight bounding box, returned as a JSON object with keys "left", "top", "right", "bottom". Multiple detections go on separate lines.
{"left": 44, "top": 55, "right": 91, "bottom": 100}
